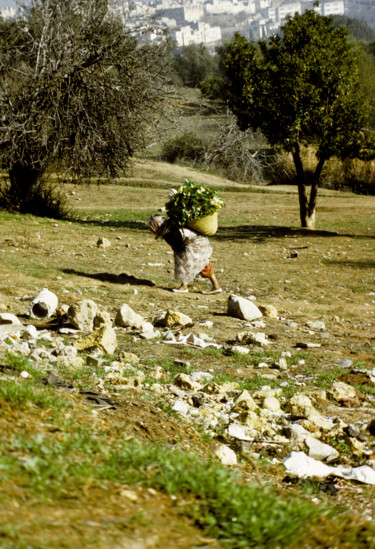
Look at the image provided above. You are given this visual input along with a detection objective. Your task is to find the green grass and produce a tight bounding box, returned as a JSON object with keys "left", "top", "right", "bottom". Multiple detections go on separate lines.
{"left": 0, "top": 378, "right": 73, "bottom": 412}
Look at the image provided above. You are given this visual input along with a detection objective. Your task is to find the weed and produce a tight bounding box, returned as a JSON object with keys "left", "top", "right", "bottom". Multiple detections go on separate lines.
{"left": 0, "top": 378, "right": 72, "bottom": 412}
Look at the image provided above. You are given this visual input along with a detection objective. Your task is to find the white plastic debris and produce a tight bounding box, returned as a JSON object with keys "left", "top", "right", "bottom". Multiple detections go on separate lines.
{"left": 283, "top": 451, "right": 375, "bottom": 485}
{"left": 159, "top": 332, "right": 221, "bottom": 349}
{"left": 30, "top": 288, "right": 58, "bottom": 319}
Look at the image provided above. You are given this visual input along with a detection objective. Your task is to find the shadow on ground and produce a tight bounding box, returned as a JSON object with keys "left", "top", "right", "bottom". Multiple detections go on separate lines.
{"left": 213, "top": 225, "right": 374, "bottom": 242}
{"left": 62, "top": 269, "right": 155, "bottom": 286}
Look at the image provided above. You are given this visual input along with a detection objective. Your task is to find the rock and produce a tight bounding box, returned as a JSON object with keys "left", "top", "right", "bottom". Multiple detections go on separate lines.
{"left": 0, "top": 313, "right": 22, "bottom": 325}
{"left": 304, "top": 436, "right": 340, "bottom": 462}
{"left": 68, "top": 299, "right": 98, "bottom": 331}
{"left": 96, "top": 237, "right": 111, "bottom": 248}
{"left": 202, "top": 381, "right": 222, "bottom": 395}
{"left": 273, "top": 357, "right": 288, "bottom": 370}
{"left": 150, "top": 366, "right": 168, "bottom": 380}
{"left": 118, "top": 351, "right": 140, "bottom": 364}
{"left": 305, "top": 320, "right": 326, "bottom": 331}
{"left": 231, "top": 345, "right": 250, "bottom": 355}
{"left": 174, "top": 373, "right": 200, "bottom": 391}
{"left": 94, "top": 310, "right": 112, "bottom": 328}
{"left": 367, "top": 419, "right": 375, "bottom": 436}
{"left": 227, "top": 295, "right": 263, "bottom": 321}
{"left": 282, "top": 424, "right": 310, "bottom": 443}
{"left": 240, "top": 411, "right": 275, "bottom": 437}
{"left": 227, "top": 423, "right": 252, "bottom": 441}
{"left": 328, "top": 381, "right": 357, "bottom": 403}
{"left": 30, "top": 288, "right": 58, "bottom": 319}
{"left": 236, "top": 331, "right": 269, "bottom": 346}
{"left": 258, "top": 304, "right": 278, "bottom": 318}
{"left": 286, "top": 394, "right": 315, "bottom": 418}
{"left": 262, "top": 396, "right": 281, "bottom": 412}
{"left": 75, "top": 326, "right": 117, "bottom": 354}
{"left": 172, "top": 400, "right": 190, "bottom": 416}
{"left": 232, "top": 390, "right": 259, "bottom": 412}
{"left": 214, "top": 444, "right": 237, "bottom": 465}
{"left": 115, "top": 304, "right": 145, "bottom": 329}
{"left": 190, "top": 371, "right": 213, "bottom": 383}
{"left": 162, "top": 310, "right": 193, "bottom": 328}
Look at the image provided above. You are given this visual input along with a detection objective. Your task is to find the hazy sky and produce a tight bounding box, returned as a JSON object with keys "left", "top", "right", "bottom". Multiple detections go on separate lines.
{"left": 0, "top": 0, "right": 17, "bottom": 9}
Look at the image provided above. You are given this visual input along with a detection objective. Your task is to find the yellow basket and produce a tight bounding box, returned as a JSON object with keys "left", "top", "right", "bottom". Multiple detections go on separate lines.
{"left": 187, "top": 212, "right": 218, "bottom": 236}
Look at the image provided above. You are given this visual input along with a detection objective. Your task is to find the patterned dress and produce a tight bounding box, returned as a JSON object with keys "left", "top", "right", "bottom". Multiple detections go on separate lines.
{"left": 174, "top": 228, "right": 212, "bottom": 285}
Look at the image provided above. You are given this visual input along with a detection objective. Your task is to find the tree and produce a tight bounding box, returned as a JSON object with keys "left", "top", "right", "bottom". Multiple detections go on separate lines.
{"left": 0, "top": 0, "right": 169, "bottom": 215}
{"left": 172, "top": 43, "right": 219, "bottom": 88}
{"left": 224, "top": 11, "right": 370, "bottom": 228}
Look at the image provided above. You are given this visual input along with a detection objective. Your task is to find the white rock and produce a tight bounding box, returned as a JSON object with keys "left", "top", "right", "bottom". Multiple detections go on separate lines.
{"left": 214, "top": 444, "right": 237, "bottom": 465}
{"left": 328, "top": 381, "right": 357, "bottom": 402}
{"left": 0, "top": 313, "right": 22, "bottom": 325}
{"left": 172, "top": 400, "right": 190, "bottom": 416}
{"left": 68, "top": 299, "right": 98, "bottom": 331}
{"left": 227, "top": 295, "right": 263, "bottom": 321}
{"left": 231, "top": 345, "right": 250, "bottom": 355}
{"left": 304, "top": 436, "right": 340, "bottom": 463}
{"left": 115, "top": 304, "right": 144, "bottom": 329}
{"left": 227, "top": 423, "right": 252, "bottom": 441}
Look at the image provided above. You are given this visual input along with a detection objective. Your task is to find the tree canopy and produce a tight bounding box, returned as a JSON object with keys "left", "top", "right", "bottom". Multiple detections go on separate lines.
{"left": 0, "top": 0, "right": 169, "bottom": 215}
{"left": 223, "top": 10, "right": 371, "bottom": 228}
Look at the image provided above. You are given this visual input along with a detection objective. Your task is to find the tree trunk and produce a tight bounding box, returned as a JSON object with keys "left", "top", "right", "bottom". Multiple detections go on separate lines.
{"left": 9, "top": 163, "right": 44, "bottom": 210}
{"left": 292, "top": 146, "right": 310, "bottom": 227}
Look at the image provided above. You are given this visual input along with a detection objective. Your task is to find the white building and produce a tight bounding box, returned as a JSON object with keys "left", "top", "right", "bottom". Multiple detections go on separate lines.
{"left": 321, "top": 0, "right": 345, "bottom": 15}
{"left": 172, "top": 21, "right": 222, "bottom": 46}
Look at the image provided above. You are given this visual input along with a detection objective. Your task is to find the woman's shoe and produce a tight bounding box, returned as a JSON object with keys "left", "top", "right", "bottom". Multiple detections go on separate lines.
{"left": 202, "top": 288, "right": 223, "bottom": 294}
{"left": 172, "top": 288, "right": 189, "bottom": 293}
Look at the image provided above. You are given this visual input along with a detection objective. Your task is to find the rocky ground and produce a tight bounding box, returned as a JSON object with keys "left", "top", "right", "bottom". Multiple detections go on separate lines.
{"left": 0, "top": 169, "right": 374, "bottom": 547}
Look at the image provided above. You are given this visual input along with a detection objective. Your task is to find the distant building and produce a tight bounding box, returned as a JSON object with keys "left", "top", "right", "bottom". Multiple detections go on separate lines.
{"left": 172, "top": 21, "right": 222, "bottom": 45}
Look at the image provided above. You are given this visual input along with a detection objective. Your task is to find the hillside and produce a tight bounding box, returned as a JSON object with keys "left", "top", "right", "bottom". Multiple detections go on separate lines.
{"left": 0, "top": 162, "right": 375, "bottom": 548}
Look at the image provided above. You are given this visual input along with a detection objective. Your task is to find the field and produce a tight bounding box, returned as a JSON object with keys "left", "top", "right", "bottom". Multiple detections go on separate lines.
{"left": 0, "top": 160, "right": 375, "bottom": 548}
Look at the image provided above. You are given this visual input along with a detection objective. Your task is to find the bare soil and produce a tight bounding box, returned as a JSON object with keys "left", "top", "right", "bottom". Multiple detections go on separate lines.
{"left": 0, "top": 163, "right": 374, "bottom": 547}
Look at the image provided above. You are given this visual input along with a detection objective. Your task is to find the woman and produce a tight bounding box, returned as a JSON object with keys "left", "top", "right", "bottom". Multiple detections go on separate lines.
{"left": 147, "top": 215, "right": 222, "bottom": 293}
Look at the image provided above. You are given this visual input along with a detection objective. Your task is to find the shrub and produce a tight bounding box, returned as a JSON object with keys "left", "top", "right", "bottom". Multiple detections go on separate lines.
{"left": 0, "top": 179, "right": 71, "bottom": 218}
{"left": 160, "top": 132, "right": 206, "bottom": 164}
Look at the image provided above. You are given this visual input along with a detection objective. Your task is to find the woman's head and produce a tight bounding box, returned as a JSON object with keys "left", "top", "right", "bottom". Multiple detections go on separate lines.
{"left": 146, "top": 215, "right": 165, "bottom": 237}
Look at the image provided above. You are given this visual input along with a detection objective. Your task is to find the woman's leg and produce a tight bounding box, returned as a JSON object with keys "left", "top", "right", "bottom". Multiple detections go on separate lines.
{"left": 200, "top": 264, "right": 221, "bottom": 290}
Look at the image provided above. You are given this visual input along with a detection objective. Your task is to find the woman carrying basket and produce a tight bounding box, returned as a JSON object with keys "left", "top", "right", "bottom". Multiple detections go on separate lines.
{"left": 147, "top": 179, "right": 224, "bottom": 294}
{"left": 147, "top": 215, "right": 222, "bottom": 293}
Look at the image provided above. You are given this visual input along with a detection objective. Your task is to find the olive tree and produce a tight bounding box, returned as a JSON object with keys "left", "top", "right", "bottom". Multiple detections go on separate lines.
{"left": 224, "top": 10, "right": 370, "bottom": 228}
{"left": 0, "top": 0, "right": 169, "bottom": 214}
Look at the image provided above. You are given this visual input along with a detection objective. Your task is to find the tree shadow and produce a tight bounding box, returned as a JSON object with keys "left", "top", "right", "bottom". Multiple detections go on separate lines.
{"left": 213, "top": 225, "right": 374, "bottom": 242}
{"left": 62, "top": 269, "right": 155, "bottom": 287}
{"left": 323, "top": 260, "right": 375, "bottom": 269}
{"left": 68, "top": 218, "right": 149, "bottom": 231}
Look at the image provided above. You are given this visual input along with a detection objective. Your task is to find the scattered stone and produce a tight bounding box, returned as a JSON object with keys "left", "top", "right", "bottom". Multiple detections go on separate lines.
{"left": 172, "top": 400, "right": 190, "bottom": 416}
{"left": 75, "top": 326, "right": 117, "bottom": 354}
{"left": 214, "top": 444, "right": 237, "bottom": 465}
{"left": 258, "top": 304, "right": 278, "bottom": 318}
{"left": 0, "top": 313, "right": 22, "bottom": 325}
{"left": 328, "top": 381, "right": 358, "bottom": 404}
{"left": 236, "top": 331, "right": 269, "bottom": 346}
{"left": 227, "top": 423, "right": 252, "bottom": 441}
{"left": 232, "top": 390, "right": 258, "bottom": 413}
{"left": 118, "top": 351, "right": 140, "bottom": 364}
{"left": 231, "top": 345, "right": 250, "bottom": 355}
{"left": 68, "top": 300, "right": 98, "bottom": 331}
{"left": 96, "top": 237, "right": 111, "bottom": 248}
{"left": 202, "top": 381, "right": 222, "bottom": 395}
{"left": 304, "top": 436, "right": 340, "bottom": 462}
{"left": 162, "top": 310, "right": 194, "bottom": 328}
{"left": 115, "top": 304, "right": 145, "bottom": 330}
{"left": 227, "top": 294, "right": 263, "bottom": 321}
{"left": 174, "top": 373, "right": 200, "bottom": 391}
{"left": 262, "top": 396, "right": 281, "bottom": 412}
{"left": 282, "top": 424, "right": 310, "bottom": 443}
{"left": 305, "top": 320, "right": 326, "bottom": 331}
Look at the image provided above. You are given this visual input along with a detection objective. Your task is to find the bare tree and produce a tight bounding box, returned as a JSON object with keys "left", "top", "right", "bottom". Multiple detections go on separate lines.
{"left": 204, "top": 117, "right": 272, "bottom": 184}
{"left": 0, "top": 0, "right": 169, "bottom": 214}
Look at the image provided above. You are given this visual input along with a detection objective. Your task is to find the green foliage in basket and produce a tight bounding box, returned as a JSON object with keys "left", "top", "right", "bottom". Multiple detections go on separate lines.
{"left": 165, "top": 179, "right": 225, "bottom": 227}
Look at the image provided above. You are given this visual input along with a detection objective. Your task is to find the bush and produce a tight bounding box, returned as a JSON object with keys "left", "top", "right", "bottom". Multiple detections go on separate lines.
{"left": 160, "top": 132, "right": 206, "bottom": 164}
{"left": 0, "top": 178, "right": 71, "bottom": 218}
{"left": 271, "top": 147, "right": 375, "bottom": 194}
